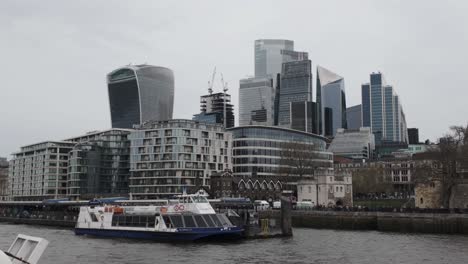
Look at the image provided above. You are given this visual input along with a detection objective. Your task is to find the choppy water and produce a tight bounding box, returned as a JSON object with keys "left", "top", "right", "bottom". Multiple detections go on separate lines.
{"left": 1, "top": 223, "right": 468, "bottom": 264}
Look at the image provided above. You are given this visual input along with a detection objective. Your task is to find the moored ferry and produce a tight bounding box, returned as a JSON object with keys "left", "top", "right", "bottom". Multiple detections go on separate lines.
{"left": 74, "top": 194, "right": 244, "bottom": 242}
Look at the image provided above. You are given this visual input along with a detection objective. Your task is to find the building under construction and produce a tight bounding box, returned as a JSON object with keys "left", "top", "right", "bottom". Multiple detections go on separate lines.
{"left": 194, "top": 92, "right": 235, "bottom": 128}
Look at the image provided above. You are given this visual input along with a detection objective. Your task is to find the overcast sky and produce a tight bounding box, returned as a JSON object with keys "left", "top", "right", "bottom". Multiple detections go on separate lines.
{"left": 1, "top": 0, "right": 467, "bottom": 158}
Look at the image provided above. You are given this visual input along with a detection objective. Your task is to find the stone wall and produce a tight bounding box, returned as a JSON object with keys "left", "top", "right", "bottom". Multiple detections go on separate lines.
{"left": 292, "top": 210, "right": 468, "bottom": 235}
{"left": 415, "top": 180, "right": 443, "bottom": 208}
{"left": 450, "top": 183, "right": 468, "bottom": 209}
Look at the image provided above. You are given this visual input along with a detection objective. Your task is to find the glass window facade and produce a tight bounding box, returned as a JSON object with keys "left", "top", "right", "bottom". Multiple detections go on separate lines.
{"left": 278, "top": 60, "right": 313, "bottom": 126}
{"left": 107, "top": 65, "right": 174, "bottom": 129}
{"left": 362, "top": 72, "right": 407, "bottom": 144}
{"left": 316, "top": 66, "right": 347, "bottom": 136}
{"left": 229, "top": 126, "right": 332, "bottom": 179}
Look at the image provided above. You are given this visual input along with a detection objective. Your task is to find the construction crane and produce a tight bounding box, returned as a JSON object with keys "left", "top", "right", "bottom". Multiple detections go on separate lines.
{"left": 208, "top": 67, "right": 216, "bottom": 95}
{"left": 220, "top": 73, "right": 228, "bottom": 128}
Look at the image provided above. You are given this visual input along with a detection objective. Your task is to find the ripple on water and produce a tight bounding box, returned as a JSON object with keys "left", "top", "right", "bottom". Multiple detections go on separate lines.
{"left": 1, "top": 224, "right": 468, "bottom": 264}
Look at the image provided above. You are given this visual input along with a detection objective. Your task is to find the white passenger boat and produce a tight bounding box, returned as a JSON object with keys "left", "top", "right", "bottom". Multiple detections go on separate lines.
{"left": 0, "top": 234, "right": 48, "bottom": 264}
{"left": 75, "top": 194, "right": 244, "bottom": 242}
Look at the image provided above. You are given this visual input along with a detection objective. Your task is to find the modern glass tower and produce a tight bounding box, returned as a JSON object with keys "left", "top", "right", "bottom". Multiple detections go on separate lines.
{"left": 361, "top": 72, "right": 408, "bottom": 143}
{"left": 239, "top": 77, "right": 274, "bottom": 126}
{"left": 107, "top": 65, "right": 174, "bottom": 129}
{"left": 346, "top": 104, "right": 362, "bottom": 130}
{"left": 316, "top": 66, "right": 347, "bottom": 137}
{"left": 278, "top": 60, "right": 313, "bottom": 127}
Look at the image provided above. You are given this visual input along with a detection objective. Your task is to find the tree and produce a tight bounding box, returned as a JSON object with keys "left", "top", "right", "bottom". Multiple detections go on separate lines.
{"left": 278, "top": 141, "right": 329, "bottom": 180}
{"left": 413, "top": 124, "right": 468, "bottom": 208}
{"left": 352, "top": 166, "right": 393, "bottom": 197}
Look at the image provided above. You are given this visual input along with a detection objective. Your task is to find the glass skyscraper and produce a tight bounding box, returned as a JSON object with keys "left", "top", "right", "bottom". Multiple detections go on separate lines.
{"left": 277, "top": 60, "right": 313, "bottom": 127}
{"left": 254, "top": 39, "right": 308, "bottom": 78}
{"left": 316, "top": 66, "right": 347, "bottom": 137}
{"left": 361, "top": 72, "right": 408, "bottom": 143}
{"left": 346, "top": 104, "right": 362, "bottom": 130}
{"left": 239, "top": 77, "right": 274, "bottom": 126}
{"left": 107, "top": 64, "right": 174, "bottom": 129}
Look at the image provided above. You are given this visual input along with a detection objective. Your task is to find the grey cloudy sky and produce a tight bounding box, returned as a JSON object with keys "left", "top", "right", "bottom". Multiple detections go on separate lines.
{"left": 1, "top": 0, "right": 467, "bottom": 157}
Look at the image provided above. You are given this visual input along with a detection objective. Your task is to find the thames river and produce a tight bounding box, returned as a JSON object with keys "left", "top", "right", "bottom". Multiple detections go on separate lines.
{"left": 1, "top": 223, "right": 468, "bottom": 264}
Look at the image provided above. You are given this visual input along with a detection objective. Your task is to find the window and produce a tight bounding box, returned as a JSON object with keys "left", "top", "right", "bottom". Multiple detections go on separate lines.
{"left": 308, "top": 186, "right": 312, "bottom": 193}
{"left": 90, "top": 213, "right": 99, "bottom": 222}
{"left": 183, "top": 215, "right": 196, "bottom": 228}
{"left": 194, "top": 215, "right": 207, "bottom": 227}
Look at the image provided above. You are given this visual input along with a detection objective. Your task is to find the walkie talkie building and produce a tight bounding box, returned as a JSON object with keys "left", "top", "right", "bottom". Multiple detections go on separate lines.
{"left": 107, "top": 65, "right": 174, "bottom": 129}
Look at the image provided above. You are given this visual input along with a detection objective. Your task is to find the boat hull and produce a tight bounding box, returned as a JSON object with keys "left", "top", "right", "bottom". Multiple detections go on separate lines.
{"left": 74, "top": 227, "right": 244, "bottom": 242}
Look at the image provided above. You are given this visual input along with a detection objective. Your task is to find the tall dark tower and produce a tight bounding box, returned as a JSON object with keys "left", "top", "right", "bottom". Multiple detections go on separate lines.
{"left": 107, "top": 65, "right": 174, "bottom": 128}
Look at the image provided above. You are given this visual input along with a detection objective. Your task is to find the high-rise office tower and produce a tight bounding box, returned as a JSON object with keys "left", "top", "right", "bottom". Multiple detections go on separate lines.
{"left": 361, "top": 83, "right": 371, "bottom": 127}
{"left": 254, "top": 39, "right": 308, "bottom": 79}
{"left": 346, "top": 104, "right": 362, "bottom": 130}
{"left": 290, "top": 101, "right": 317, "bottom": 134}
{"left": 239, "top": 77, "right": 274, "bottom": 126}
{"left": 278, "top": 60, "right": 313, "bottom": 127}
{"left": 316, "top": 66, "right": 347, "bottom": 137}
{"left": 193, "top": 92, "right": 234, "bottom": 128}
{"left": 408, "top": 128, "right": 419, "bottom": 144}
{"left": 107, "top": 65, "right": 174, "bottom": 129}
{"left": 361, "top": 72, "right": 408, "bottom": 143}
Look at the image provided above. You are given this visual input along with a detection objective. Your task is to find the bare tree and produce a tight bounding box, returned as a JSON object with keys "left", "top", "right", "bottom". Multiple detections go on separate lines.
{"left": 413, "top": 124, "right": 468, "bottom": 208}
{"left": 352, "top": 166, "right": 393, "bottom": 197}
{"left": 278, "top": 141, "right": 329, "bottom": 180}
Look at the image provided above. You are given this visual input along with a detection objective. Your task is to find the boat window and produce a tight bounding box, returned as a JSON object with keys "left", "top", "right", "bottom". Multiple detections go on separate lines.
{"left": 183, "top": 215, "right": 196, "bottom": 228}
{"left": 163, "top": 216, "right": 172, "bottom": 228}
{"left": 210, "top": 214, "right": 222, "bottom": 227}
{"left": 217, "top": 214, "right": 232, "bottom": 227}
{"left": 169, "top": 215, "right": 184, "bottom": 228}
{"left": 192, "top": 196, "right": 208, "bottom": 203}
{"left": 202, "top": 215, "right": 216, "bottom": 227}
{"left": 90, "top": 213, "right": 99, "bottom": 222}
{"left": 193, "top": 215, "right": 207, "bottom": 228}
{"left": 112, "top": 215, "right": 120, "bottom": 226}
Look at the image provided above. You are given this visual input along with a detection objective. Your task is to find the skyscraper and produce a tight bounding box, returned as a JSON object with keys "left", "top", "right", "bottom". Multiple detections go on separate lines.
{"left": 361, "top": 72, "right": 408, "bottom": 143}
{"left": 346, "top": 105, "right": 362, "bottom": 130}
{"left": 107, "top": 65, "right": 174, "bottom": 129}
{"left": 239, "top": 77, "right": 274, "bottom": 126}
{"left": 316, "top": 66, "right": 347, "bottom": 136}
{"left": 408, "top": 128, "right": 419, "bottom": 144}
{"left": 254, "top": 39, "right": 308, "bottom": 79}
{"left": 290, "top": 101, "right": 317, "bottom": 134}
{"left": 278, "top": 60, "right": 313, "bottom": 127}
{"left": 361, "top": 84, "right": 371, "bottom": 127}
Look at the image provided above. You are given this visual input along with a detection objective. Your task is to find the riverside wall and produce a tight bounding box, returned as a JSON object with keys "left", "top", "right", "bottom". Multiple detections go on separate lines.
{"left": 291, "top": 210, "right": 468, "bottom": 235}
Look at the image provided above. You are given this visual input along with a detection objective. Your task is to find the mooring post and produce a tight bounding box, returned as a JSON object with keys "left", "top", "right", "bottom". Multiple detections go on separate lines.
{"left": 280, "top": 195, "right": 293, "bottom": 236}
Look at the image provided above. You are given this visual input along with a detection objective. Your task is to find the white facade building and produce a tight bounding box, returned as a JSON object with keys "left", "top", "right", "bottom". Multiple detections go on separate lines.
{"left": 297, "top": 169, "right": 353, "bottom": 207}
{"left": 128, "top": 119, "right": 233, "bottom": 199}
{"left": 9, "top": 141, "right": 75, "bottom": 201}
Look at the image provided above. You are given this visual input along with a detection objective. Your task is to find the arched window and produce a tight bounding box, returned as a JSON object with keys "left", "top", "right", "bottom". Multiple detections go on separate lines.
{"left": 420, "top": 197, "right": 424, "bottom": 204}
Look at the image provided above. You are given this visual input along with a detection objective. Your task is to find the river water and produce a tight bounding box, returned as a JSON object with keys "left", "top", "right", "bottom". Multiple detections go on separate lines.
{"left": 1, "top": 223, "right": 468, "bottom": 264}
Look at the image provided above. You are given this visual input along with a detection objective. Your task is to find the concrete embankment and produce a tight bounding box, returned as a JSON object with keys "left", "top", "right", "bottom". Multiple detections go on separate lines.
{"left": 291, "top": 211, "right": 468, "bottom": 235}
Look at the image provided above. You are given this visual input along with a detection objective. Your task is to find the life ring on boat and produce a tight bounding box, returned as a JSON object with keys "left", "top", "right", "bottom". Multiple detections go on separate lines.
{"left": 177, "top": 204, "right": 185, "bottom": 211}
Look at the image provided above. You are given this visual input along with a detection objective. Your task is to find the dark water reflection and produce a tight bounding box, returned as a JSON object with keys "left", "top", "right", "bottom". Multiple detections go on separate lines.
{"left": 1, "top": 223, "right": 468, "bottom": 264}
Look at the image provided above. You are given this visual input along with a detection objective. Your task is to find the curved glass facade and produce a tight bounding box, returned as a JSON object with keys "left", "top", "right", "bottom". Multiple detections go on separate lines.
{"left": 228, "top": 126, "right": 332, "bottom": 178}
{"left": 107, "top": 65, "right": 174, "bottom": 129}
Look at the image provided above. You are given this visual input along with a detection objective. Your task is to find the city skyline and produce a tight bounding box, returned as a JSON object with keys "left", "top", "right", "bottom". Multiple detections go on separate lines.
{"left": 1, "top": 0, "right": 468, "bottom": 157}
